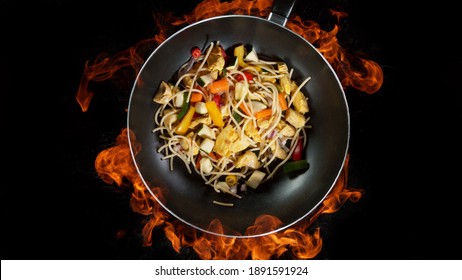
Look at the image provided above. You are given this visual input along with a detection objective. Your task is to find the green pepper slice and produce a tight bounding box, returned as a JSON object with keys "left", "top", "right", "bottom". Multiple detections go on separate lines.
{"left": 283, "top": 160, "right": 309, "bottom": 173}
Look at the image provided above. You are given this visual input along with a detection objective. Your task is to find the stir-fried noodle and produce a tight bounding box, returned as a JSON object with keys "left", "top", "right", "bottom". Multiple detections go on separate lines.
{"left": 152, "top": 41, "right": 311, "bottom": 202}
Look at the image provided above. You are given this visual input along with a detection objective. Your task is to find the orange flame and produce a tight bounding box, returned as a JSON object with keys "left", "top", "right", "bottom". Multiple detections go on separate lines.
{"left": 287, "top": 9, "right": 383, "bottom": 94}
{"left": 76, "top": 0, "right": 382, "bottom": 112}
{"left": 95, "top": 129, "right": 362, "bottom": 259}
{"left": 163, "top": 154, "right": 362, "bottom": 260}
{"left": 171, "top": 0, "right": 272, "bottom": 26}
{"left": 94, "top": 128, "right": 170, "bottom": 247}
{"left": 81, "top": 0, "right": 380, "bottom": 259}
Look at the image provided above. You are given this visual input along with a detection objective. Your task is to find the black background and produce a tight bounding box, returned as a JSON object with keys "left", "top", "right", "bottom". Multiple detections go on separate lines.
{"left": 1, "top": 0, "right": 461, "bottom": 260}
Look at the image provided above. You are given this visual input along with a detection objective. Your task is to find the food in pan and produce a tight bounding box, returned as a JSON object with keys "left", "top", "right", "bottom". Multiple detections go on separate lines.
{"left": 152, "top": 41, "right": 311, "bottom": 204}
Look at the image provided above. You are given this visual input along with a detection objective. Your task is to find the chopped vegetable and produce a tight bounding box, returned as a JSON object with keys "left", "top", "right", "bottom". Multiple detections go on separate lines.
{"left": 175, "top": 106, "right": 195, "bottom": 135}
{"left": 195, "top": 154, "right": 202, "bottom": 169}
{"left": 200, "top": 138, "right": 215, "bottom": 153}
{"left": 234, "top": 81, "right": 247, "bottom": 100}
{"left": 232, "top": 111, "right": 243, "bottom": 122}
{"left": 205, "top": 100, "right": 224, "bottom": 127}
{"left": 176, "top": 92, "right": 190, "bottom": 120}
{"left": 234, "top": 44, "right": 248, "bottom": 68}
{"left": 200, "top": 157, "right": 213, "bottom": 173}
{"left": 244, "top": 46, "right": 259, "bottom": 62}
{"left": 208, "top": 151, "right": 218, "bottom": 160}
{"left": 246, "top": 170, "right": 266, "bottom": 189}
{"left": 197, "top": 73, "right": 215, "bottom": 87}
{"left": 212, "top": 93, "right": 221, "bottom": 108}
{"left": 191, "top": 46, "right": 201, "bottom": 59}
{"left": 197, "top": 124, "right": 216, "bottom": 139}
{"left": 250, "top": 101, "right": 267, "bottom": 113}
{"left": 190, "top": 92, "right": 203, "bottom": 103}
{"left": 278, "top": 92, "right": 288, "bottom": 111}
{"left": 226, "top": 57, "right": 239, "bottom": 70}
{"left": 236, "top": 71, "right": 254, "bottom": 83}
{"left": 220, "top": 68, "right": 227, "bottom": 78}
{"left": 283, "top": 160, "right": 309, "bottom": 173}
{"left": 209, "top": 78, "right": 229, "bottom": 94}
{"left": 225, "top": 175, "right": 238, "bottom": 186}
{"left": 195, "top": 102, "right": 208, "bottom": 114}
{"left": 292, "top": 137, "right": 303, "bottom": 161}
{"left": 219, "top": 45, "right": 228, "bottom": 61}
{"left": 174, "top": 90, "right": 185, "bottom": 107}
{"left": 238, "top": 102, "right": 251, "bottom": 116}
{"left": 255, "top": 108, "right": 273, "bottom": 119}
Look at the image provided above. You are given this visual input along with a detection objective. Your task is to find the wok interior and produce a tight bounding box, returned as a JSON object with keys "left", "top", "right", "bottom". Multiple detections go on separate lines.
{"left": 128, "top": 16, "right": 349, "bottom": 236}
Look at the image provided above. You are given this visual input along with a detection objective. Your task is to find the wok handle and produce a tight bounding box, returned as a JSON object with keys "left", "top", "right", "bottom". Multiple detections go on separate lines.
{"left": 268, "top": 0, "right": 297, "bottom": 27}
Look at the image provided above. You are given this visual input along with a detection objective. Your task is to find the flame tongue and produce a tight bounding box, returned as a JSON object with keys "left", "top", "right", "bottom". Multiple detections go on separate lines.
{"left": 95, "top": 130, "right": 361, "bottom": 259}
{"left": 288, "top": 11, "right": 383, "bottom": 94}
{"left": 171, "top": 0, "right": 272, "bottom": 26}
{"left": 163, "top": 215, "right": 323, "bottom": 260}
{"left": 82, "top": 0, "right": 381, "bottom": 259}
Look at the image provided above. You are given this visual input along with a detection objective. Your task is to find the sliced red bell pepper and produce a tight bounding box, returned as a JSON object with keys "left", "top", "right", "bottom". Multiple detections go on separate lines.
{"left": 212, "top": 94, "right": 221, "bottom": 108}
{"left": 236, "top": 71, "right": 254, "bottom": 83}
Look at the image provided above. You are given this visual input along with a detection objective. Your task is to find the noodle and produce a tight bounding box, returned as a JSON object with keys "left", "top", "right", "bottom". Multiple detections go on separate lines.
{"left": 152, "top": 41, "right": 311, "bottom": 201}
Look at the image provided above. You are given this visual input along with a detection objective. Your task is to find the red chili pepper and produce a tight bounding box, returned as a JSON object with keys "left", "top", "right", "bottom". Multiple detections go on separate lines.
{"left": 292, "top": 137, "right": 304, "bottom": 161}
{"left": 191, "top": 46, "right": 201, "bottom": 59}
{"left": 219, "top": 45, "right": 228, "bottom": 61}
{"left": 213, "top": 94, "right": 221, "bottom": 108}
{"left": 236, "top": 71, "right": 253, "bottom": 82}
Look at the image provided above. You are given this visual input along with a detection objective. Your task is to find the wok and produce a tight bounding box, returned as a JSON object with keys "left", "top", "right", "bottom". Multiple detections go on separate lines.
{"left": 127, "top": 0, "right": 349, "bottom": 237}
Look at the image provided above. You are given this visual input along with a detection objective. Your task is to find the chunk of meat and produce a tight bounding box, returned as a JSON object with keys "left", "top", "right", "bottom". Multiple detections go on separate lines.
{"left": 285, "top": 108, "right": 306, "bottom": 129}
{"left": 235, "top": 150, "right": 261, "bottom": 169}
{"left": 276, "top": 120, "right": 296, "bottom": 137}
{"left": 207, "top": 45, "right": 225, "bottom": 72}
{"left": 290, "top": 81, "right": 309, "bottom": 114}
{"left": 153, "top": 81, "right": 173, "bottom": 104}
{"left": 214, "top": 125, "right": 250, "bottom": 157}
{"left": 270, "top": 140, "right": 288, "bottom": 160}
{"left": 244, "top": 120, "right": 262, "bottom": 142}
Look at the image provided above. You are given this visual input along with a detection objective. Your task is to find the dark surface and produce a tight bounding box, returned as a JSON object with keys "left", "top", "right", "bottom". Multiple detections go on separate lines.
{"left": 1, "top": 0, "right": 461, "bottom": 260}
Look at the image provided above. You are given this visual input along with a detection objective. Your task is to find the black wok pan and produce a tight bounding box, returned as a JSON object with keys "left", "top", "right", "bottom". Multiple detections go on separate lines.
{"left": 127, "top": 0, "right": 349, "bottom": 237}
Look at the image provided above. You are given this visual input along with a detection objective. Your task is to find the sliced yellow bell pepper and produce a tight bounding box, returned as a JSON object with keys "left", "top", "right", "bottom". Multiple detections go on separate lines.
{"left": 234, "top": 44, "right": 248, "bottom": 68}
{"left": 175, "top": 106, "right": 195, "bottom": 135}
{"left": 205, "top": 101, "right": 224, "bottom": 127}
